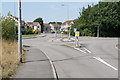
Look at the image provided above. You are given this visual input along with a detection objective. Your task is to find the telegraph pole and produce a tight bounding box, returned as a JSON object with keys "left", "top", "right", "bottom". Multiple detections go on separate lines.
{"left": 97, "top": 26, "right": 99, "bottom": 37}
{"left": 18, "top": 0, "right": 22, "bottom": 63}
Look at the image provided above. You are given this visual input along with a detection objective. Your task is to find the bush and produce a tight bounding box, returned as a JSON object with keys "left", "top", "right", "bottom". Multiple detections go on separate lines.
{"left": 81, "top": 28, "right": 93, "bottom": 36}
{"left": 63, "top": 31, "right": 68, "bottom": 34}
{"left": 2, "top": 18, "right": 17, "bottom": 40}
{"left": 27, "top": 27, "right": 33, "bottom": 34}
{"left": 34, "top": 29, "right": 38, "bottom": 34}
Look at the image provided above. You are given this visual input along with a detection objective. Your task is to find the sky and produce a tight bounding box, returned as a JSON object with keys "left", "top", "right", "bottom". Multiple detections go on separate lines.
{"left": 2, "top": 2, "right": 99, "bottom": 23}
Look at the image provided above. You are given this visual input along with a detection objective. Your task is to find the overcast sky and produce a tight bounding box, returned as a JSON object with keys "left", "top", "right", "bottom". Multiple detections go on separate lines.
{"left": 2, "top": 2, "right": 98, "bottom": 23}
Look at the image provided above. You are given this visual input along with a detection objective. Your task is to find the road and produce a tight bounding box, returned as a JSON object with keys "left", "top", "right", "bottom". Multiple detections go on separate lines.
{"left": 22, "top": 33, "right": 118, "bottom": 78}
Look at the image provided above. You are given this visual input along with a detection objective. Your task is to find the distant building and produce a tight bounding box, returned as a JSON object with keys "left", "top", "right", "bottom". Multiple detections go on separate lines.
{"left": 27, "top": 22, "right": 41, "bottom": 31}
{"left": 4, "top": 14, "right": 28, "bottom": 29}
{"left": 61, "top": 20, "right": 74, "bottom": 32}
{"left": 43, "top": 24, "right": 51, "bottom": 33}
{"left": 50, "top": 24, "right": 61, "bottom": 32}
{"left": 73, "top": 18, "right": 79, "bottom": 22}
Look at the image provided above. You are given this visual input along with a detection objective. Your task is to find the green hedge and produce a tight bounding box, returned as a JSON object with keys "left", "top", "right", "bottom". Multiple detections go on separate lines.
{"left": 2, "top": 18, "right": 17, "bottom": 40}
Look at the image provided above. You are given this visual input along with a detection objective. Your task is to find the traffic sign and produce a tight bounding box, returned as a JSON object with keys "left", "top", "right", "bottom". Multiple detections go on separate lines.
{"left": 61, "top": 29, "right": 63, "bottom": 32}
{"left": 75, "top": 31, "right": 79, "bottom": 37}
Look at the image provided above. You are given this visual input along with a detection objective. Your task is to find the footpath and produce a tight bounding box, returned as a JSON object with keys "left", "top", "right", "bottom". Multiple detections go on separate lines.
{"left": 14, "top": 46, "right": 54, "bottom": 78}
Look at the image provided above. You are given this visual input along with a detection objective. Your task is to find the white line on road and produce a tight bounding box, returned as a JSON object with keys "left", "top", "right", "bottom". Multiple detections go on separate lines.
{"left": 74, "top": 47, "right": 87, "bottom": 53}
{"left": 83, "top": 47, "right": 92, "bottom": 53}
{"left": 93, "top": 57, "right": 118, "bottom": 71}
{"left": 73, "top": 47, "right": 118, "bottom": 71}
{"left": 41, "top": 51, "right": 58, "bottom": 80}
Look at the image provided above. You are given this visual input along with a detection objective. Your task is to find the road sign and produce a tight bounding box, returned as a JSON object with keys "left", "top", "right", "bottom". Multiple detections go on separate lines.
{"left": 75, "top": 31, "right": 79, "bottom": 37}
{"left": 61, "top": 29, "right": 63, "bottom": 32}
{"left": 74, "top": 28, "right": 77, "bottom": 32}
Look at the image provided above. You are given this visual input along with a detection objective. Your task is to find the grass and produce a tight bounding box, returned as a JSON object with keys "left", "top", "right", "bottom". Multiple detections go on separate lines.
{"left": 1, "top": 39, "right": 25, "bottom": 78}
{"left": 22, "top": 34, "right": 40, "bottom": 37}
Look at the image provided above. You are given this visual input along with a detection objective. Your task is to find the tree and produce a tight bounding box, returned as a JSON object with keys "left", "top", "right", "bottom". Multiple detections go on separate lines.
{"left": 49, "top": 22, "right": 62, "bottom": 25}
{"left": 33, "top": 17, "right": 44, "bottom": 33}
{"left": 49, "top": 22, "right": 56, "bottom": 24}
{"left": 71, "top": 2, "right": 120, "bottom": 37}
{"left": 57, "top": 22, "right": 62, "bottom": 25}
{"left": 2, "top": 17, "right": 17, "bottom": 40}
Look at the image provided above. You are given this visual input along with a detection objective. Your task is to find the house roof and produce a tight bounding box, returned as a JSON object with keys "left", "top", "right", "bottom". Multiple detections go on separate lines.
{"left": 6, "top": 15, "right": 25, "bottom": 24}
{"left": 33, "top": 22, "right": 39, "bottom": 26}
{"left": 73, "top": 18, "right": 79, "bottom": 22}
{"left": 27, "top": 22, "right": 33, "bottom": 26}
{"left": 50, "top": 24, "right": 60, "bottom": 27}
{"left": 62, "top": 20, "right": 73, "bottom": 25}
{"left": 13, "top": 16, "right": 25, "bottom": 23}
{"left": 27, "top": 22, "right": 40, "bottom": 26}
{"left": 43, "top": 24, "right": 50, "bottom": 27}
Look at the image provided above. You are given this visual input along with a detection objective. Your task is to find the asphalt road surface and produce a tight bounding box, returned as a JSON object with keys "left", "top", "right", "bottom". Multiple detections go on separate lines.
{"left": 22, "top": 33, "right": 118, "bottom": 78}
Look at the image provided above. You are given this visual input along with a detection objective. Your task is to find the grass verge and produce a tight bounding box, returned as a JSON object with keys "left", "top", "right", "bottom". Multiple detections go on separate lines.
{"left": 22, "top": 34, "right": 40, "bottom": 37}
{"left": 1, "top": 39, "right": 25, "bottom": 79}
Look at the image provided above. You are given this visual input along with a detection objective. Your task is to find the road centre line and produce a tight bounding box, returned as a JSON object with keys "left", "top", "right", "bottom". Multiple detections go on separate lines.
{"left": 93, "top": 57, "right": 118, "bottom": 71}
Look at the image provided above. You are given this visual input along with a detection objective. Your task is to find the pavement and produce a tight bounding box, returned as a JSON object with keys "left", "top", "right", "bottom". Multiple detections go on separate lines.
{"left": 15, "top": 33, "right": 118, "bottom": 78}
{"left": 15, "top": 46, "right": 54, "bottom": 78}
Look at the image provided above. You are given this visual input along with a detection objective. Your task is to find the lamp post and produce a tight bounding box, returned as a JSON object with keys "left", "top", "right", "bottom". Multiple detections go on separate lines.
{"left": 18, "top": 0, "right": 22, "bottom": 63}
{"left": 61, "top": 4, "right": 71, "bottom": 39}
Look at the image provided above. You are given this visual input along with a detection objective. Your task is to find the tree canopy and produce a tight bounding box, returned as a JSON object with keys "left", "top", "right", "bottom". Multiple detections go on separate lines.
{"left": 49, "top": 22, "right": 62, "bottom": 25}
{"left": 34, "top": 17, "right": 44, "bottom": 33}
{"left": 71, "top": 2, "right": 120, "bottom": 37}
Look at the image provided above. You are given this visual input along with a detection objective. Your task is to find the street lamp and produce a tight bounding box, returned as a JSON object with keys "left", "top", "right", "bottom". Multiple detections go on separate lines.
{"left": 18, "top": 0, "right": 22, "bottom": 63}
{"left": 61, "top": 4, "right": 71, "bottom": 40}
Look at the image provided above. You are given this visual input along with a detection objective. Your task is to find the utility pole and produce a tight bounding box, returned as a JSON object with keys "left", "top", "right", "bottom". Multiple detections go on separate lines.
{"left": 18, "top": 0, "right": 22, "bottom": 63}
{"left": 97, "top": 0, "right": 101, "bottom": 37}
{"left": 97, "top": 26, "right": 99, "bottom": 37}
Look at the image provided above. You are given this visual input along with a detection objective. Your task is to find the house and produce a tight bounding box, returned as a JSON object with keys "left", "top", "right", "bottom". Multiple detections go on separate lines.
{"left": 61, "top": 20, "right": 74, "bottom": 32}
{"left": 4, "top": 14, "right": 28, "bottom": 29}
{"left": 43, "top": 24, "right": 51, "bottom": 33}
{"left": 50, "top": 24, "right": 61, "bottom": 32}
{"left": 27, "top": 22, "right": 41, "bottom": 32}
{"left": 26, "top": 22, "right": 33, "bottom": 29}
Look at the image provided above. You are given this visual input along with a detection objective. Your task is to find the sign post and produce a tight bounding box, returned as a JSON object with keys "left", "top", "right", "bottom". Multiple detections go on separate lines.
{"left": 18, "top": 0, "right": 22, "bottom": 63}
{"left": 74, "top": 28, "right": 77, "bottom": 46}
{"left": 75, "top": 31, "right": 79, "bottom": 47}
{"left": 61, "top": 29, "right": 63, "bottom": 38}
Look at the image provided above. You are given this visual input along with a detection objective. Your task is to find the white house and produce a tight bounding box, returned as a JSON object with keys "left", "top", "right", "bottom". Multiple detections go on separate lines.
{"left": 50, "top": 24, "right": 61, "bottom": 32}
{"left": 4, "top": 14, "right": 28, "bottom": 29}
{"left": 27, "top": 22, "right": 41, "bottom": 32}
{"left": 61, "top": 20, "right": 74, "bottom": 32}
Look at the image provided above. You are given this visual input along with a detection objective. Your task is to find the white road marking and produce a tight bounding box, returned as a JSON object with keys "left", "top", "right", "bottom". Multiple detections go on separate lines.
{"left": 41, "top": 51, "right": 57, "bottom": 79}
{"left": 74, "top": 47, "right": 87, "bottom": 53}
{"left": 73, "top": 47, "right": 118, "bottom": 71}
{"left": 93, "top": 57, "right": 118, "bottom": 71}
{"left": 83, "top": 47, "right": 92, "bottom": 53}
